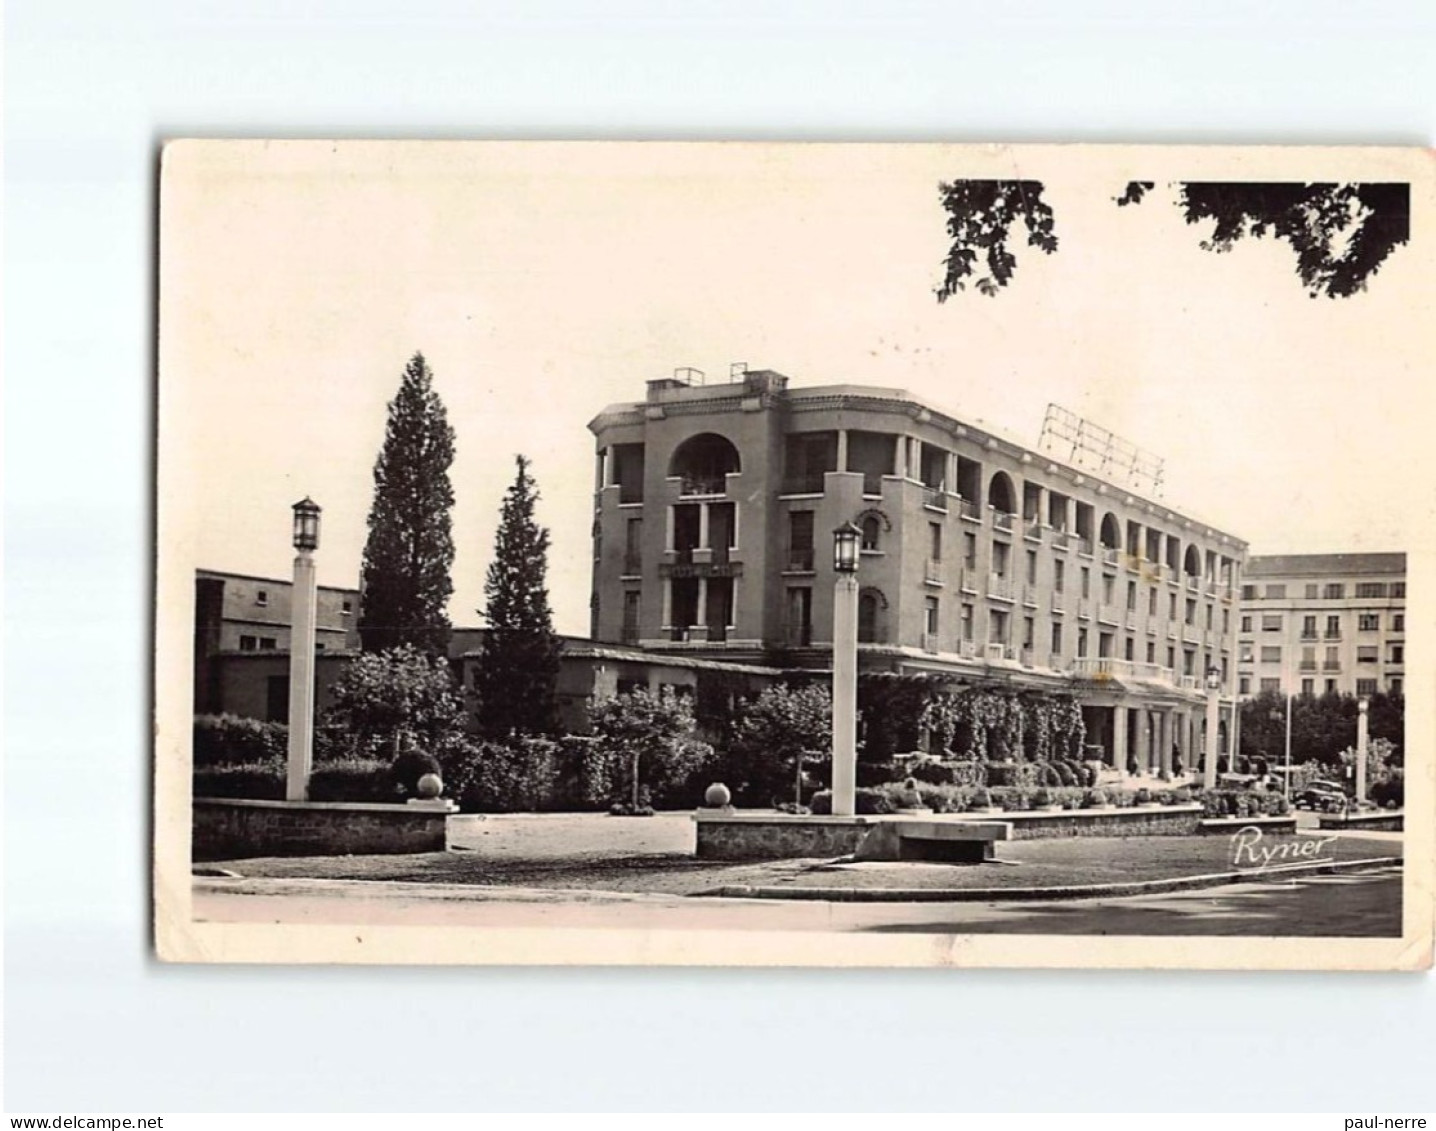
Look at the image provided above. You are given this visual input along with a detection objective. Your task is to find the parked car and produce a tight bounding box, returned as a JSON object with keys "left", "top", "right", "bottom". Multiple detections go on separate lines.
{"left": 1295, "top": 781, "right": 1347, "bottom": 811}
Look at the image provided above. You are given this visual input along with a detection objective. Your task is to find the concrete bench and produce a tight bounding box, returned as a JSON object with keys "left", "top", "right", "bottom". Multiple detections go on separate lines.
{"left": 853, "top": 818, "right": 1012, "bottom": 864}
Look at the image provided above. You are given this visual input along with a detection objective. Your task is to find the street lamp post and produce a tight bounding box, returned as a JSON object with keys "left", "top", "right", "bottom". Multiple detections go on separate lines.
{"left": 1203, "top": 663, "right": 1222, "bottom": 791}
{"left": 286, "top": 497, "right": 322, "bottom": 802}
{"left": 831, "top": 521, "right": 861, "bottom": 817}
{"left": 1356, "top": 696, "right": 1370, "bottom": 806}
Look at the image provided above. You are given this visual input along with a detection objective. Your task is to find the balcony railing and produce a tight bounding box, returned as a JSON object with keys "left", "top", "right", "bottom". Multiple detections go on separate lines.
{"left": 959, "top": 639, "right": 978, "bottom": 659}
{"left": 1124, "top": 610, "right": 1137, "bottom": 630}
{"left": 1050, "top": 591, "right": 1066, "bottom": 614}
{"left": 1023, "top": 520, "right": 1043, "bottom": 543}
{"left": 987, "top": 573, "right": 1014, "bottom": 601}
{"left": 1050, "top": 529, "right": 1070, "bottom": 551}
{"left": 669, "top": 625, "right": 692, "bottom": 643}
{"left": 1076, "top": 536, "right": 1095, "bottom": 557}
{"left": 921, "top": 632, "right": 940, "bottom": 653}
{"left": 779, "top": 473, "right": 826, "bottom": 496}
{"left": 959, "top": 568, "right": 979, "bottom": 594}
{"left": 1299, "top": 660, "right": 1318, "bottom": 671}
{"left": 1098, "top": 605, "right": 1120, "bottom": 626}
{"left": 1186, "top": 574, "right": 1201, "bottom": 592}
{"left": 786, "top": 549, "right": 815, "bottom": 572}
{"left": 1101, "top": 545, "right": 1120, "bottom": 567}
{"left": 958, "top": 497, "right": 980, "bottom": 521}
{"left": 991, "top": 509, "right": 1014, "bottom": 533}
{"left": 925, "top": 559, "right": 944, "bottom": 584}
{"left": 680, "top": 474, "right": 728, "bottom": 497}
{"left": 1325, "top": 631, "right": 1343, "bottom": 641}
{"left": 985, "top": 642, "right": 1010, "bottom": 662}
{"left": 621, "top": 554, "right": 642, "bottom": 575}
{"left": 1072, "top": 657, "right": 1175, "bottom": 684}
{"left": 1300, "top": 631, "right": 1319, "bottom": 641}
{"left": 922, "top": 486, "right": 947, "bottom": 511}
{"left": 1322, "top": 660, "right": 1341, "bottom": 671}
{"left": 1077, "top": 597, "right": 1092, "bottom": 619}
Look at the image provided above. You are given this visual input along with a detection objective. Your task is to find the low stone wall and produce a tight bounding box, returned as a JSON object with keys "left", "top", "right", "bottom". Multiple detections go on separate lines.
{"left": 1318, "top": 810, "right": 1404, "bottom": 832}
{"left": 695, "top": 805, "right": 1207, "bottom": 859}
{"left": 694, "top": 813, "right": 875, "bottom": 860}
{"left": 963, "top": 804, "right": 1205, "bottom": 840}
{"left": 1198, "top": 816, "right": 1298, "bottom": 836}
{"left": 194, "top": 797, "right": 455, "bottom": 860}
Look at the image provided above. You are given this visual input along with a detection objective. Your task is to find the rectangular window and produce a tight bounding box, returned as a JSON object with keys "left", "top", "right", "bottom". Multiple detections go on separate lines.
{"left": 1390, "top": 644, "right": 1404, "bottom": 664}
{"left": 925, "top": 596, "right": 940, "bottom": 636}
{"left": 1081, "top": 567, "right": 1090, "bottom": 598}
{"left": 1148, "top": 586, "right": 1157, "bottom": 615}
{"left": 1301, "top": 678, "right": 1314, "bottom": 696}
{"left": 788, "top": 511, "right": 814, "bottom": 571}
{"left": 963, "top": 531, "right": 977, "bottom": 569}
{"left": 1390, "top": 677, "right": 1403, "bottom": 694}
{"left": 990, "top": 609, "right": 1008, "bottom": 645}
{"left": 1324, "top": 583, "right": 1345, "bottom": 599}
{"left": 1098, "top": 631, "right": 1113, "bottom": 659}
{"left": 1023, "top": 616, "right": 1035, "bottom": 649}
{"left": 1325, "top": 679, "right": 1337, "bottom": 694}
{"left": 624, "top": 517, "right": 643, "bottom": 572}
{"left": 1356, "top": 678, "right": 1378, "bottom": 697}
{"left": 1392, "top": 582, "right": 1406, "bottom": 598}
{"left": 1305, "top": 583, "right": 1319, "bottom": 599}
{"left": 1126, "top": 580, "right": 1137, "bottom": 610}
{"left": 1026, "top": 549, "right": 1038, "bottom": 586}
{"left": 1221, "top": 608, "right": 1229, "bottom": 633}
{"left": 1357, "top": 645, "right": 1379, "bottom": 662}
{"left": 1239, "top": 675, "right": 1251, "bottom": 695}
{"left": 1239, "top": 642, "right": 1254, "bottom": 662}
{"left": 1078, "top": 628, "right": 1088, "bottom": 658}
{"left": 1264, "top": 583, "right": 1286, "bottom": 599}
{"left": 1325, "top": 645, "right": 1340, "bottom": 667}
{"left": 786, "top": 587, "right": 813, "bottom": 645}
{"left": 1355, "top": 582, "right": 1386, "bottom": 598}
{"left": 1240, "top": 585, "right": 1257, "bottom": 600}
{"left": 1051, "top": 623, "right": 1062, "bottom": 654}
{"left": 622, "top": 591, "right": 641, "bottom": 641}
{"left": 1260, "top": 678, "right": 1281, "bottom": 693}
{"left": 1393, "top": 614, "right": 1405, "bottom": 632}
{"left": 1358, "top": 613, "right": 1380, "bottom": 631}
{"left": 1054, "top": 558, "right": 1065, "bottom": 593}
{"left": 1124, "top": 636, "right": 1134, "bottom": 661}
{"left": 1186, "top": 599, "right": 1197, "bottom": 625}
{"left": 1240, "top": 615, "right": 1252, "bottom": 634}
{"left": 993, "top": 542, "right": 1010, "bottom": 577}
{"left": 1169, "top": 593, "right": 1178, "bottom": 618}
{"left": 1261, "top": 615, "right": 1282, "bottom": 631}
{"left": 930, "top": 521, "right": 942, "bottom": 562}
{"left": 239, "top": 635, "right": 257, "bottom": 651}
{"left": 1260, "top": 646, "right": 1281, "bottom": 663}
{"left": 1325, "top": 615, "right": 1341, "bottom": 638}
{"left": 255, "top": 589, "right": 268, "bottom": 607}
{"left": 961, "top": 603, "right": 974, "bottom": 642}
{"left": 1102, "top": 575, "right": 1115, "bottom": 604}
{"left": 1302, "top": 615, "right": 1317, "bottom": 638}
{"left": 1205, "top": 604, "right": 1213, "bottom": 629}
{"left": 341, "top": 599, "right": 353, "bottom": 617}
{"left": 260, "top": 637, "right": 277, "bottom": 650}
{"left": 1145, "top": 640, "right": 1156, "bottom": 663}
{"left": 1167, "top": 646, "right": 1176, "bottom": 669}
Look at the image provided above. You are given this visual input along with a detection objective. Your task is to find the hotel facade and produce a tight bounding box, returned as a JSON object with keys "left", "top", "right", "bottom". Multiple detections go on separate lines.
{"left": 1236, "top": 553, "right": 1407, "bottom": 700}
{"left": 588, "top": 367, "right": 1249, "bottom": 775}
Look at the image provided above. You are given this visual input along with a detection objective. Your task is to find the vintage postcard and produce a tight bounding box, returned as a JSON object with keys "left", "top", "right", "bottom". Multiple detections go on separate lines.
{"left": 155, "top": 141, "right": 1434, "bottom": 969}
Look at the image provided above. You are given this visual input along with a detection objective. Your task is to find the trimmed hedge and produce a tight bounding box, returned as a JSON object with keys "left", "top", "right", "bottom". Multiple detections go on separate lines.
{"left": 1198, "top": 788, "right": 1291, "bottom": 819}
{"left": 193, "top": 756, "right": 396, "bottom": 802}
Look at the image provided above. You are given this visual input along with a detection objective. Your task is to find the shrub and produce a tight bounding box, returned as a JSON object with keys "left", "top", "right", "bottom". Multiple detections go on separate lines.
{"left": 1156, "top": 789, "right": 1174, "bottom": 806}
{"left": 193, "top": 758, "right": 285, "bottom": 800}
{"left": 987, "top": 761, "right": 1039, "bottom": 788}
{"left": 1263, "top": 792, "right": 1291, "bottom": 817}
{"left": 590, "top": 687, "right": 714, "bottom": 809}
{"left": 326, "top": 644, "right": 466, "bottom": 757}
{"left": 1054, "top": 761, "right": 1078, "bottom": 787}
{"left": 1082, "top": 788, "right": 1108, "bottom": 809}
{"left": 856, "top": 760, "right": 899, "bottom": 787}
{"left": 969, "top": 787, "right": 994, "bottom": 811}
{"left": 1031, "top": 787, "right": 1054, "bottom": 808}
{"left": 1371, "top": 773, "right": 1404, "bottom": 809}
{"left": 309, "top": 758, "right": 398, "bottom": 803}
{"left": 391, "top": 749, "right": 443, "bottom": 797}
{"left": 1039, "top": 763, "right": 1062, "bottom": 787}
{"left": 909, "top": 759, "right": 985, "bottom": 787}
{"left": 995, "top": 787, "right": 1029, "bottom": 811}
{"left": 609, "top": 801, "right": 655, "bottom": 817}
{"left": 193, "top": 715, "right": 287, "bottom": 768}
{"left": 809, "top": 788, "right": 895, "bottom": 816}
{"left": 441, "top": 737, "right": 561, "bottom": 813}
{"left": 1134, "top": 788, "right": 1153, "bottom": 805}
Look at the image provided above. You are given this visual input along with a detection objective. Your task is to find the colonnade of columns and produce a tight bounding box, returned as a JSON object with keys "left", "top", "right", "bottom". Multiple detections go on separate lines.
{"left": 1099, "top": 699, "right": 1240, "bottom": 779}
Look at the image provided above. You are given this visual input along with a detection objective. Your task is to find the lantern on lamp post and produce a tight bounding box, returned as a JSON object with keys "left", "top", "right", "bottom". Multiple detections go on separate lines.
{"left": 1203, "top": 663, "right": 1222, "bottom": 790}
{"left": 286, "top": 497, "right": 322, "bottom": 801}
{"left": 830, "top": 522, "right": 861, "bottom": 817}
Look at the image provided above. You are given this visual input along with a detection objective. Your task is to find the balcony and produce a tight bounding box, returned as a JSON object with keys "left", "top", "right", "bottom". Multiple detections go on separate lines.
{"left": 779, "top": 473, "right": 826, "bottom": 496}
{"left": 679, "top": 474, "right": 728, "bottom": 497}
{"left": 958, "top": 639, "right": 978, "bottom": 659}
{"left": 1050, "top": 529, "right": 1070, "bottom": 551}
{"left": 1022, "top": 588, "right": 1039, "bottom": 609}
{"left": 1324, "top": 631, "right": 1343, "bottom": 641}
{"left": 1185, "top": 574, "right": 1201, "bottom": 592}
{"left": 922, "top": 486, "right": 948, "bottom": 511}
{"left": 1182, "top": 624, "right": 1200, "bottom": 644}
{"left": 924, "top": 559, "right": 944, "bottom": 585}
{"left": 785, "top": 550, "right": 815, "bottom": 573}
{"left": 1050, "top": 591, "right": 1066, "bottom": 614}
{"left": 621, "top": 553, "right": 642, "bottom": 575}
{"left": 1299, "top": 660, "right": 1318, "bottom": 671}
{"left": 1023, "top": 519, "right": 1043, "bottom": 543}
{"left": 1166, "top": 623, "right": 1177, "bottom": 640}
{"left": 958, "top": 497, "right": 981, "bottom": 522}
{"left": 985, "top": 643, "right": 1010, "bottom": 662}
{"left": 1076, "top": 536, "right": 1095, "bottom": 558}
{"left": 1125, "top": 553, "right": 1142, "bottom": 573}
{"left": 1300, "top": 631, "right": 1319, "bottom": 641}
{"left": 1077, "top": 597, "right": 1092, "bottom": 620}
{"left": 1322, "top": 660, "right": 1341, "bottom": 671}
{"left": 959, "top": 568, "right": 979, "bottom": 595}
{"left": 1101, "top": 545, "right": 1120, "bottom": 567}
{"left": 991, "top": 509, "right": 1014, "bottom": 534}
{"left": 1179, "top": 675, "right": 1201, "bottom": 691}
{"left": 921, "top": 632, "right": 940, "bottom": 653}
{"left": 1124, "top": 609, "right": 1137, "bottom": 630}
{"left": 1098, "top": 604, "right": 1120, "bottom": 626}
{"left": 987, "top": 573, "right": 1015, "bottom": 601}
{"left": 1072, "top": 657, "right": 1175, "bottom": 685}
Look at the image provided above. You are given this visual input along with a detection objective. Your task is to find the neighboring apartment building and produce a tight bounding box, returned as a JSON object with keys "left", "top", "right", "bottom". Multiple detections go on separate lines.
{"left": 193, "top": 569, "right": 362, "bottom": 717}
{"left": 1235, "top": 553, "right": 1407, "bottom": 699}
{"left": 588, "top": 366, "right": 1249, "bottom": 773}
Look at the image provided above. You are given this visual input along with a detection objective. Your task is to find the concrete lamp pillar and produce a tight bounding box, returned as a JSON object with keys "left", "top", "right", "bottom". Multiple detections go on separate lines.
{"left": 831, "top": 522, "right": 862, "bottom": 817}
{"left": 1356, "top": 697, "right": 1370, "bottom": 805}
{"left": 1203, "top": 664, "right": 1221, "bottom": 791}
{"left": 286, "top": 497, "right": 322, "bottom": 802}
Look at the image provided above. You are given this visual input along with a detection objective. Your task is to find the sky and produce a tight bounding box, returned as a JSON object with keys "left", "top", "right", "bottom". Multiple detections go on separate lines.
{"left": 160, "top": 141, "right": 1433, "bottom": 636}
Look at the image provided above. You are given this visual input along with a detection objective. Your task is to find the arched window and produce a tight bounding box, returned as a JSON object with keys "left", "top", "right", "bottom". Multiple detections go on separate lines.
{"left": 668, "top": 432, "right": 741, "bottom": 495}
{"left": 988, "top": 471, "right": 1017, "bottom": 515}
{"left": 1099, "top": 512, "right": 1121, "bottom": 550}
{"left": 861, "top": 515, "right": 882, "bottom": 551}
{"left": 858, "top": 588, "right": 887, "bottom": 643}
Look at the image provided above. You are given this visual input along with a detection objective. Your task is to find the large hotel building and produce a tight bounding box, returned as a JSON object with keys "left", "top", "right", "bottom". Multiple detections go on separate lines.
{"left": 589, "top": 367, "right": 1249, "bottom": 773}
{"left": 1235, "top": 553, "right": 1407, "bottom": 700}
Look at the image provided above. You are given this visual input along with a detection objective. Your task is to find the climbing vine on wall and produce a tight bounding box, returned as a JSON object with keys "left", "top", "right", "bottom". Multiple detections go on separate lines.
{"left": 916, "top": 686, "right": 1086, "bottom": 764}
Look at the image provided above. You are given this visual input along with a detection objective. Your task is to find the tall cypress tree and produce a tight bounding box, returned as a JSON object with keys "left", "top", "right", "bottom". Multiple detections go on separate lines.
{"left": 477, "top": 454, "right": 561, "bottom": 736}
{"left": 357, "top": 352, "right": 456, "bottom": 657}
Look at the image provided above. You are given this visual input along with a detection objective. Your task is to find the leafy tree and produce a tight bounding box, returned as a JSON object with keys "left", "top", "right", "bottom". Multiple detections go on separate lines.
{"left": 326, "top": 643, "right": 466, "bottom": 758}
{"left": 588, "top": 687, "right": 713, "bottom": 809}
{"left": 935, "top": 179, "right": 1059, "bottom": 298}
{"left": 1240, "top": 688, "right": 1403, "bottom": 766}
{"left": 475, "top": 454, "right": 562, "bottom": 736}
{"left": 1117, "top": 180, "right": 1410, "bottom": 298}
{"left": 728, "top": 684, "right": 832, "bottom": 806}
{"left": 357, "top": 352, "right": 457, "bottom": 657}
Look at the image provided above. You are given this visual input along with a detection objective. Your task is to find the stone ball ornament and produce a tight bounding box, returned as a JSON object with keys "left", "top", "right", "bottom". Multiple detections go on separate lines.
{"left": 703, "top": 782, "right": 733, "bottom": 808}
{"left": 416, "top": 773, "right": 444, "bottom": 799}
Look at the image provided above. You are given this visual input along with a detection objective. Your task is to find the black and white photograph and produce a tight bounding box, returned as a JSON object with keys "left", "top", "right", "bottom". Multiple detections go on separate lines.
{"left": 154, "top": 141, "right": 1432, "bottom": 969}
